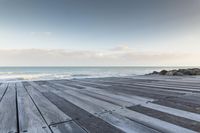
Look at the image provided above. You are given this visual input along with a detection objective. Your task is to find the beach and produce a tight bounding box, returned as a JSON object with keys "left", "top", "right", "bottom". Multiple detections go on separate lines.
{"left": 0, "top": 75, "right": 200, "bottom": 133}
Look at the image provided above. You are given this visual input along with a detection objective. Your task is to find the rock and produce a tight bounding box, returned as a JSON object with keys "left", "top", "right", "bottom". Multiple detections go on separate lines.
{"left": 165, "top": 71, "right": 174, "bottom": 76}
{"left": 182, "top": 69, "right": 192, "bottom": 75}
{"left": 148, "top": 68, "right": 200, "bottom": 76}
{"left": 146, "top": 71, "right": 159, "bottom": 75}
{"left": 159, "top": 70, "right": 168, "bottom": 75}
{"left": 152, "top": 71, "right": 159, "bottom": 75}
{"left": 191, "top": 68, "right": 200, "bottom": 75}
{"left": 173, "top": 72, "right": 184, "bottom": 76}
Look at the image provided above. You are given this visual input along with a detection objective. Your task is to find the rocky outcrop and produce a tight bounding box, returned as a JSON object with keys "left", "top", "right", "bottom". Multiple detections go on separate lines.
{"left": 148, "top": 68, "right": 200, "bottom": 76}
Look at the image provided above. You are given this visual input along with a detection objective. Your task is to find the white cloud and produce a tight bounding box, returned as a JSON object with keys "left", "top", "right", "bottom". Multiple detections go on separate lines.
{"left": 0, "top": 46, "right": 199, "bottom": 66}
{"left": 110, "top": 45, "right": 134, "bottom": 52}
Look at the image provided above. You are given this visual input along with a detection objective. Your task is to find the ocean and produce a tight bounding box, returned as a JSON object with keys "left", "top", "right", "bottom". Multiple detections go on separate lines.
{"left": 0, "top": 66, "right": 193, "bottom": 81}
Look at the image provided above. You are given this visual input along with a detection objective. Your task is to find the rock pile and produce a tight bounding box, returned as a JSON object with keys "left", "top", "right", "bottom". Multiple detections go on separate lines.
{"left": 148, "top": 68, "right": 200, "bottom": 76}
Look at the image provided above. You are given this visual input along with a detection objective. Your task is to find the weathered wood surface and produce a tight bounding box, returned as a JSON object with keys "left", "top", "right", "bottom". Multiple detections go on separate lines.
{"left": 1, "top": 75, "right": 200, "bottom": 133}
{"left": 43, "top": 82, "right": 197, "bottom": 133}
{"left": 42, "top": 83, "right": 159, "bottom": 133}
{"left": 50, "top": 121, "right": 87, "bottom": 133}
{"left": 16, "top": 82, "right": 51, "bottom": 133}
{"left": 0, "top": 83, "right": 17, "bottom": 133}
{"left": 65, "top": 82, "right": 200, "bottom": 122}
{"left": 25, "top": 83, "right": 72, "bottom": 125}
{"left": 0, "top": 83, "right": 8, "bottom": 102}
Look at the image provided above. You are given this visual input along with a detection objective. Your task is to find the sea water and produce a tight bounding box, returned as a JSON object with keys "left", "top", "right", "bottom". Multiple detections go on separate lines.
{"left": 0, "top": 66, "right": 192, "bottom": 81}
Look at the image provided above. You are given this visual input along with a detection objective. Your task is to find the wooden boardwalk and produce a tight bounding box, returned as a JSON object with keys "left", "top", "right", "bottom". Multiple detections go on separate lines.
{"left": 0, "top": 76, "right": 200, "bottom": 133}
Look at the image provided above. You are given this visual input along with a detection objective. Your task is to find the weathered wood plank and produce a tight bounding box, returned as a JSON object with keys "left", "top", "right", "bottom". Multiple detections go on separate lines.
{"left": 80, "top": 77, "right": 200, "bottom": 93}
{"left": 66, "top": 79, "right": 184, "bottom": 99}
{"left": 52, "top": 81, "right": 200, "bottom": 122}
{"left": 0, "top": 83, "right": 8, "bottom": 102}
{"left": 87, "top": 79, "right": 187, "bottom": 95}
{"left": 41, "top": 84, "right": 105, "bottom": 114}
{"left": 49, "top": 82, "right": 197, "bottom": 133}
{"left": 0, "top": 83, "right": 17, "bottom": 133}
{"left": 128, "top": 105, "right": 200, "bottom": 132}
{"left": 54, "top": 81, "right": 154, "bottom": 103}
{"left": 72, "top": 79, "right": 110, "bottom": 87}
{"left": 104, "top": 79, "right": 196, "bottom": 93}
{"left": 125, "top": 82, "right": 200, "bottom": 93}
{"left": 141, "top": 102, "right": 200, "bottom": 122}
{"left": 50, "top": 81, "right": 148, "bottom": 108}
{"left": 25, "top": 83, "right": 72, "bottom": 125}
{"left": 44, "top": 83, "right": 161, "bottom": 133}
{"left": 59, "top": 80, "right": 200, "bottom": 119}
{"left": 139, "top": 81, "right": 200, "bottom": 89}
{"left": 16, "top": 82, "right": 51, "bottom": 133}
{"left": 28, "top": 81, "right": 49, "bottom": 92}
{"left": 42, "top": 91, "right": 124, "bottom": 133}
{"left": 152, "top": 80, "right": 200, "bottom": 87}
{"left": 97, "top": 111, "right": 161, "bottom": 133}
{"left": 1, "top": 76, "right": 199, "bottom": 133}
{"left": 73, "top": 79, "right": 191, "bottom": 95}
{"left": 50, "top": 121, "right": 87, "bottom": 133}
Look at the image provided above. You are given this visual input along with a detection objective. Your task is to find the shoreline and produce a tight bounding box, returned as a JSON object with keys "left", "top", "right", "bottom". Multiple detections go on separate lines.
{"left": 2, "top": 73, "right": 200, "bottom": 83}
{"left": 0, "top": 66, "right": 198, "bottom": 82}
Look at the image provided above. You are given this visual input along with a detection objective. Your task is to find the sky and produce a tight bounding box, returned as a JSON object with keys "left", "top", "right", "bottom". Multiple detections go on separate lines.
{"left": 0, "top": 0, "right": 200, "bottom": 66}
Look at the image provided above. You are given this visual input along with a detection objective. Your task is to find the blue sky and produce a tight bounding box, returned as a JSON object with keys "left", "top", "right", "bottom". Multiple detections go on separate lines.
{"left": 0, "top": 0, "right": 200, "bottom": 66}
